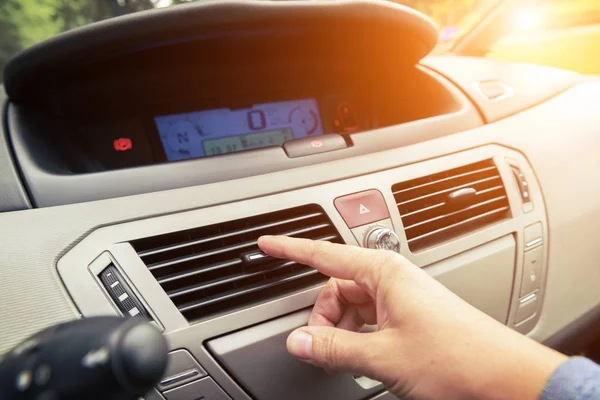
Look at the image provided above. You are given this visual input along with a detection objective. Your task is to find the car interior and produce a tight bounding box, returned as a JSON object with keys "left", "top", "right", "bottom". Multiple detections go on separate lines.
{"left": 1, "top": 0, "right": 600, "bottom": 399}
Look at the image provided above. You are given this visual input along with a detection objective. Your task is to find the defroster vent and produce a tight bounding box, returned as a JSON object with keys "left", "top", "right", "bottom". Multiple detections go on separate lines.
{"left": 131, "top": 205, "right": 341, "bottom": 322}
{"left": 392, "top": 159, "right": 510, "bottom": 252}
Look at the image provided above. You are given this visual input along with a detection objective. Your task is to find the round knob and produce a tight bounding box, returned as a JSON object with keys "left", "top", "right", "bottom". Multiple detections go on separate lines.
{"left": 365, "top": 227, "right": 401, "bottom": 253}
{"left": 116, "top": 319, "right": 168, "bottom": 394}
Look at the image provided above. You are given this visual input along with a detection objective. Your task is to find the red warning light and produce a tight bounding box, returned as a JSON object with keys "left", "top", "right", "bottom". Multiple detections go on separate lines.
{"left": 113, "top": 138, "right": 133, "bottom": 152}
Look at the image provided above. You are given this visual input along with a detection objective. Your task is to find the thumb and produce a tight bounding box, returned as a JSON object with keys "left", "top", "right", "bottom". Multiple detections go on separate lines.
{"left": 286, "top": 326, "right": 375, "bottom": 374}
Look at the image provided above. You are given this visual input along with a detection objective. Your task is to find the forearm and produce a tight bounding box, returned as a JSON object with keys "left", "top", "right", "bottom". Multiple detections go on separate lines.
{"left": 460, "top": 334, "right": 567, "bottom": 400}
{"left": 419, "top": 324, "right": 567, "bottom": 400}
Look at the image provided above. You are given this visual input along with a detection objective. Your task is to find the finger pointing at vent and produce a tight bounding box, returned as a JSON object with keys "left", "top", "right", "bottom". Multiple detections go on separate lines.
{"left": 257, "top": 235, "right": 567, "bottom": 400}
{"left": 258, "top": 235, "right": 410, "bottom": 296}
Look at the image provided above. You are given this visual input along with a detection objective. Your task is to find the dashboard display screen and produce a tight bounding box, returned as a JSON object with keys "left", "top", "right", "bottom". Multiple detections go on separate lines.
{"left": 155, "top": 98, "right": 323, "bottom": 161}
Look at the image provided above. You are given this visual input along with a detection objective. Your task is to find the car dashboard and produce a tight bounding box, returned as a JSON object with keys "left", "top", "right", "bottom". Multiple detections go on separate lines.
{"left": 1, "top": 1, "right": 600, "bottom": 400}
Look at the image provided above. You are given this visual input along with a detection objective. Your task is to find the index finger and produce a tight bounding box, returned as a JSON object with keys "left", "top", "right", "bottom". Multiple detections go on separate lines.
{"left": 257, "top": 235, "right": 403, "bottom": 294}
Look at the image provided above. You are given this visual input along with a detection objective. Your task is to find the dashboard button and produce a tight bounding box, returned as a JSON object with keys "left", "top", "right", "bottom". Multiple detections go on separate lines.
{"left": 515, "top": 292, "right": 538, "bottom": 325}
{"left": 158, "top": 350, "right": 207, "bottom": 392}
{"left": 473, "top": 80, "right": 513, "bottom": 101}
{"left": 163, "top": 377, "right": 231, "bottom": 400}
{"left": 365, "top": 227, "right": 401, "bottom": 253}
{"left": 524, "top": 222, "right": 543, "bottom": 249}
{"left": 334, "top": 190, "right": 390, "bottom": 228}
{"left": 520, "top": 246, "right": 543, "bottom": 297}
{"left": 283, "top": 134, "right": 346, "bottom": 158}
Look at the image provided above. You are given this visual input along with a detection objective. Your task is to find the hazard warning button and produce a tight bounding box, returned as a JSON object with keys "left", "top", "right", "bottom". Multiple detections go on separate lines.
{"left": 334, "top": 189, "right": 390, "bottom": 228}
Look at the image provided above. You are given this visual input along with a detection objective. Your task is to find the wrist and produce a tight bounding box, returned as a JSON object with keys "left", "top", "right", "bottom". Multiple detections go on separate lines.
{"left": 463, "top": 334, "right": 567, "bottom": 400}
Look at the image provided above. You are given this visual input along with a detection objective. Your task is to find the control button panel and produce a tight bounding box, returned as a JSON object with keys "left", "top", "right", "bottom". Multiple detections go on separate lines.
{"left": 334, "top": 189, "right": 390, "bottom": 228}
{"left": 99, "top": 265, "right": 151, "bottom": 320}
{"left": 510, "top": 165, "right": 533, "bottom": 213}
{"left": 158, "top": 350, "right": 207, "bottom": 392}
{"left": 520, "top": 246, "right": 543, "bottom": 297}
{"left": 515, "top": 292, "right": 538, "bottom": 325}
{"left": 162, "top": 377, "right": 231, "bottom": 400}
{"left": 514, "top": 221, "right": 545, "bottom": 327}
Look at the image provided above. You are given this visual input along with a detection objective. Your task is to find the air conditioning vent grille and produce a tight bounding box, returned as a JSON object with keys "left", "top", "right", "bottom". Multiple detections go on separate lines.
{"left": 131, "top": 205, "right": 341, "bottom": 322}
{"left": 392, "top": 159, "right": 510, "bottom": 251}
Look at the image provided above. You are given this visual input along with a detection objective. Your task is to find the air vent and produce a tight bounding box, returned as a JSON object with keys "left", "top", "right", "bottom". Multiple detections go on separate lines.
{"left": 392, "top": 159, "right": 510, "bottom": 252}
{"left": 131, "top": 205, "right": 341, "bottom": 322}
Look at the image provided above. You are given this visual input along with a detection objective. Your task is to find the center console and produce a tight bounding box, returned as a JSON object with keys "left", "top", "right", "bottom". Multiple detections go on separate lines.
{"left": 57, "top": 144, "right": 549, "bottom": 400}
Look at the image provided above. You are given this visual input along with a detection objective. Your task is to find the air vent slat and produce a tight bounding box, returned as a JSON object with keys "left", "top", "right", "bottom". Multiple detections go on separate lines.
{"left": 178, "top": 268, "right": 321, "bottom": 313}
{"left": 404, "top": 198, "right": 508, "bottom": 237}
{"left": 403, "top": 194, "right": 508, "bottom": 231}
{"left": 137, "top": 211, "right": 325, "bottom": 258}
{"left": 168, "top": 260, "right": 298, "bottom": 299}
{"left": 392, "top": 165, "right": 497, "bottom": 195}
{"left": 404, "top": 195, "right": 507, "bottom": 231}
{"left": 401, "top": 186, "right": 505, "bottom": 222}
{"left": 396, "top": 175, "right": 501, "bottom": 213}
{"left": 392, "top": 160, "right": 510, "bottom": 252}
{"left": 132, "top": 205, "right": 341, "bottom": 322}
{"left": 157, "top": 259, "right": 243, "bottom": 285}
{"left": 146, "top": 222, "right": 332, "bottom": 272}
{"left": 407, "top": 206, "right": 510, "bottom": 248}
{"left": 157, "top": 233, "right": 338, "bottom": 287}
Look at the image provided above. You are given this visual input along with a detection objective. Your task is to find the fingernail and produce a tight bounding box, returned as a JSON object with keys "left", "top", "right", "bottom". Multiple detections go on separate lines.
{"left": 288, "top": 330, "right": 313, "bottom": 360}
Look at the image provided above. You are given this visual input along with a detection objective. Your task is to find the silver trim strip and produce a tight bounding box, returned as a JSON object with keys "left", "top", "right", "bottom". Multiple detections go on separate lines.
{"left": 526, "top": 238, "right": 543, "bottom": 249}
{"left": 160, "top": 369, "right": 200, "bottom": 387}
{"left": 520, "top": 292, "right": 537, "bottom": 304}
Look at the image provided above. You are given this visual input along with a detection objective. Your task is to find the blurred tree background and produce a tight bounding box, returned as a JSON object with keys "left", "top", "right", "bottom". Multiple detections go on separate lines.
{"left": 0, "top": 0, "right": 191, "bottom": 81}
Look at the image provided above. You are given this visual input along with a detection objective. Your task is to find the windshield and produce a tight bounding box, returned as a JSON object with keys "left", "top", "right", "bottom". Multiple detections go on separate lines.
{"left": 0, "top": 0, "right": 496, "bottom": 80}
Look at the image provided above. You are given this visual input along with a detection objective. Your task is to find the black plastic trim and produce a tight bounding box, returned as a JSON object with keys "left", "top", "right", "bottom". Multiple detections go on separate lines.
{"left": 8, "top": 81, "right": 481, "bottom": 207}
{"left": 0, "top": 87, "right": 30, "bottom": 212}
{"left": 3, "top": 0, "right": 438, "bottom": 103}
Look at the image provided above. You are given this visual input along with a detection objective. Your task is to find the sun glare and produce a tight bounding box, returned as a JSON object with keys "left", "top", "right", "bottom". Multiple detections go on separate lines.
{"left": 514, "top": 8, "right": 541, "bottom": 31}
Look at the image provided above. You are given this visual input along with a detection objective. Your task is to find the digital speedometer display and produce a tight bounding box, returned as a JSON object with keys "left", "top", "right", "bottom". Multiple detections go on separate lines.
{"left": 154, "top": 98, "right": 323, "bottom": 161}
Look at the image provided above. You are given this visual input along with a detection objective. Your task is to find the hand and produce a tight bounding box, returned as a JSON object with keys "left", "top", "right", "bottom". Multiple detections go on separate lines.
{"left": 258, "top": 236, "right": 567, "bottom": 400}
